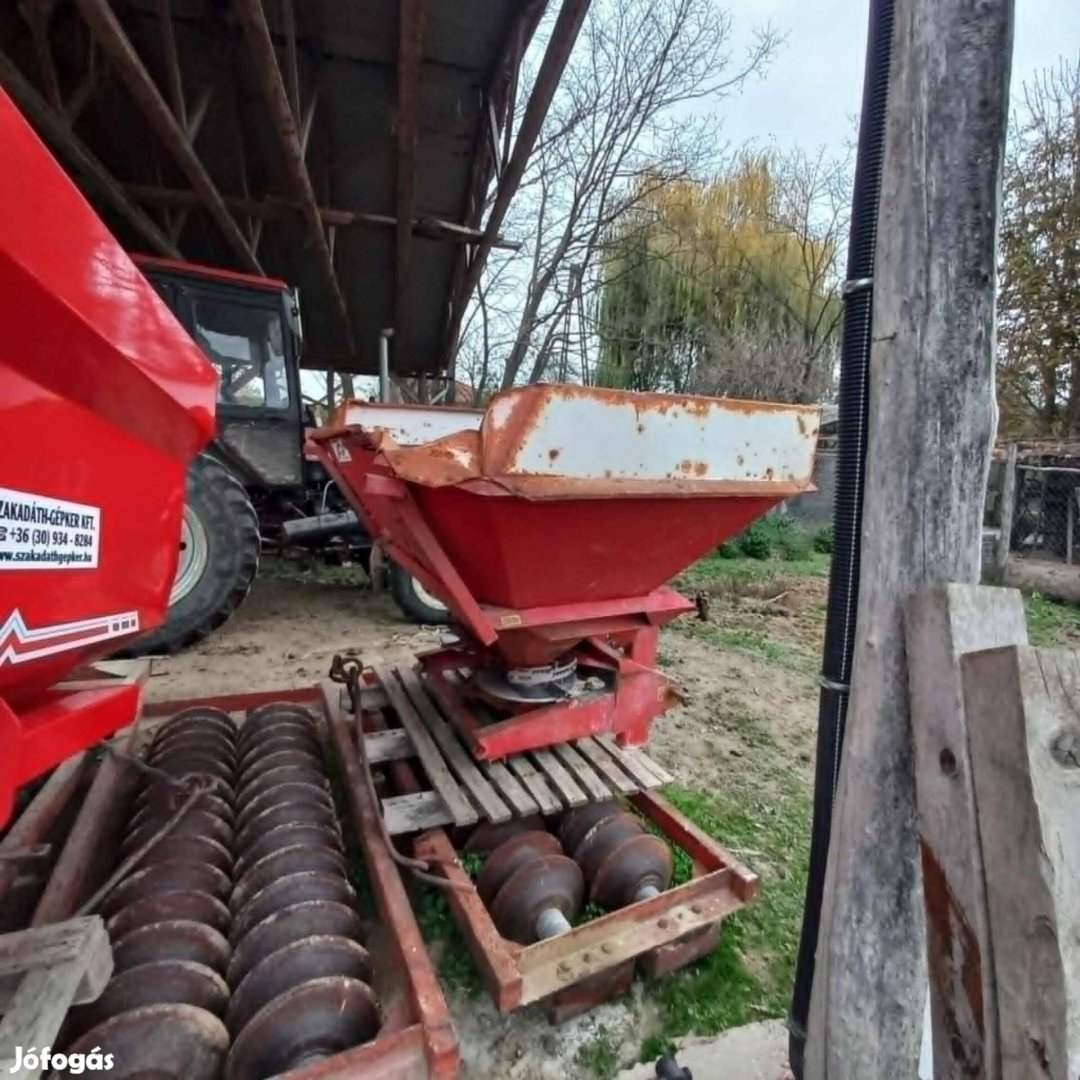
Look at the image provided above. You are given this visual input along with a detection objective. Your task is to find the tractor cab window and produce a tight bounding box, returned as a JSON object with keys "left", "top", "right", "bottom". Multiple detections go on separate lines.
{"left": 191, "top": 296, "right": 290, "bottom": 410}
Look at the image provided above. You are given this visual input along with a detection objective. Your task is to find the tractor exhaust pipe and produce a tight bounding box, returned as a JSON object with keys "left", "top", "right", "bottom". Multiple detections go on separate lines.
{"left": 281, "top": 510, "right": 360, "bottom": 544}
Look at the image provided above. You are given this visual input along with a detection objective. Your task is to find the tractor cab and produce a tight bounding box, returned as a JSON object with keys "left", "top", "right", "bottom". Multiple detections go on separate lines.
{"left": 133, "top": 256, "right": 307, "bottom": 489}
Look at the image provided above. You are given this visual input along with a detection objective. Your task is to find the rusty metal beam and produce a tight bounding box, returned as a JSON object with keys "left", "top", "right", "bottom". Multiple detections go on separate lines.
{"left": 63, "top": 41, "right": 99, "bottom": 124}
{"left": 233, "top": 0, "right": 354, "bottom": 352}
{"left": 74, "top": 0, "right": 261, "bottom": 272}
{"left": 281, "top": 0, "right": 300, "bottom": 119}
{"left": 153, "top": 0, "right": 186, "bottom": 126}
{"left": 394, "top": 0, "right": 424, "bottom": 365}
{"left": 125, "top": 184, "right": 520, "bottom": 249}
{"left": 19, "top": 0, "right": 63, "bottom": 112}
{"left": 0, "top": 49, "right": 180, "bottom": 256}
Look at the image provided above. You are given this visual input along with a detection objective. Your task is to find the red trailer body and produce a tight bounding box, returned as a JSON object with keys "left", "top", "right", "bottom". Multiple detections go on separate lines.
{"left": 0, "top": 90, "right": 217, "bottom": 823}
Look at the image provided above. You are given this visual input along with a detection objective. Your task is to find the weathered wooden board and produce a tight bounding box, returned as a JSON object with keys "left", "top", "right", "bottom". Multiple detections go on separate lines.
{"left": 376, "top": 665, "right": 477, "bottom": 827}
{"left": 362, "top": 728, "right": 415, "bottom": 764}
{"left": 574, "top": 738, "right": 638, "bottom": 795}
{"left": 531, "top": 748, "right": 587, "bottom": 807}
{"left": 906, "top": 584, "right": 1028, "bottom": 1080}
{"left": 397, "top": 668, "right": 511, "bottom": 823}
{"left": 961, "top": 645, "right": 1080, "bottom": 1079}
{"left": 552, "top": 743, "right": 610, "bottom": 801}
{"left": 504, "top": 755, "right": 562, "bottom": 815}
{"left": 382, "top": 791, "right": 456, "bottom": 836}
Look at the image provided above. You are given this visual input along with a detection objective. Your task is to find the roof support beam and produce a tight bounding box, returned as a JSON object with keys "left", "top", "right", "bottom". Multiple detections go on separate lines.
{"left": 19, "top": 0, "right": 62, "bottom": 112}
{"left": 0, "top": 49, "right": 179, "bottom": 256}
{"left": 456, "top": 0, "right": 590, "bottom": 310}
{"left": 232, "top": 0, "right": 354, "bottom": 354}
{"left": 153, "top": 0, "right": 186, "bottom": 127}
{"left": 73, "top": 0, "right": 261, "bottom": 272}
{"left": 125, "top": 184, "right": 520, "bottom": 249}
{"left": 394, "top": 0, "right": 424, "bottom": 364}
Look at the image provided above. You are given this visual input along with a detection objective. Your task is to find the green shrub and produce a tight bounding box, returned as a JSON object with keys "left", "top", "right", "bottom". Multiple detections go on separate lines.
{"left": 736, "top": 521, "right": 773, "bottom": 559}
{"left": 812, "top": 525, "right": 834, "bottom": 554}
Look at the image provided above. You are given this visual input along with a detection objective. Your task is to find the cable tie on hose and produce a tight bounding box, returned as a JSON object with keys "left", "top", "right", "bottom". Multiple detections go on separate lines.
{"left": 819, "top": 675, "right": 850, "bottom": 693}
{"left": 842, "top": 276, "right": 873, "bottom": 296}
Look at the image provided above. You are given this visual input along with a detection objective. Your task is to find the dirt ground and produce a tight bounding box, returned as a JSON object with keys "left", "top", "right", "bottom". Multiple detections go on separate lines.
{"left": 145, "top": 567, "right": 825, "bottom": 1079}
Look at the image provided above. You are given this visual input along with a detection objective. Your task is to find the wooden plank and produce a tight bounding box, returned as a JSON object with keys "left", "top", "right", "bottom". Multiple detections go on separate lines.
{"left": 0, "top": 917, "right": 112, "bottom": 1076}
{"left": 575, "top": 738, "right": 638, "bottom": 795}
{"left": 633, "top": 749, "right": 673, "bottom": 785}
{"left": 595, "top": 735, "right": 663, "bottom": 788}
{"left": 552, "top": 743, "right": 611, "bottom": 801}
{"left": 960, "top": 645, "right": 1080, "bottom": 1079}
{"left": 504, "top": 755, "right": 561, "bottom": 815}
{"left": 530, "top": 748, "right": 586, "bottom": 807}
{"left": 362, "top": 728, "right": 414, "bottom": 765}
{"left": 381, "top": 791, "right": 455, "bottom": 836}
{"left": 906, "top": 584, "right": 1029, "bottom": 1080}
{"left": 375, "top": 666, "right": 477, "bottom": 827}
{"left": 478, "top": 760, "right": 537, "bottom": 818}
{"left": 397, "top": 668, "right": 511, "bottom": 823}
{"left": 804, "top": 0, "right": 1011, "bottom": 1073}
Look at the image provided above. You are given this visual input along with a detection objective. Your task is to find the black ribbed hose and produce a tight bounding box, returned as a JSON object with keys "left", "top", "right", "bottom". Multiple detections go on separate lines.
{"left": 787, "top": 2, "right": 894, "bottom": 1075}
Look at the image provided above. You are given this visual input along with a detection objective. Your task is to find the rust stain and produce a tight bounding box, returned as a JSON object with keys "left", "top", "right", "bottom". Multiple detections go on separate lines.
{"left": 920, "top": 839, "right": 985, "bottom": 1073}
{"left": 765, "top": 467, "right": 775, "bottom": 480}
{"left": 547, "top": 448, "right": 561, "bottom": 462}
{"left": 678, "top": 459, "right": 694, "bottom": 475}
{"left": 693, "top": 462, "right": 708, "bottom": 477}
{"left": 736, "top": 455, "right": 745, "bottom": 466}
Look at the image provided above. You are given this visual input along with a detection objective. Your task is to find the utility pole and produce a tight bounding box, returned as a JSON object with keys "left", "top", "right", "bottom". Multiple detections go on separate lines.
{"left": 804, "top": 0, "right": 1014, "bottom": 1076}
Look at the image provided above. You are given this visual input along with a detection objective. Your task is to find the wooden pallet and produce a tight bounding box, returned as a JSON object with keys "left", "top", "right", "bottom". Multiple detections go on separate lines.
{"left": 359, "top": 665, "right": 673, "bottom": 835}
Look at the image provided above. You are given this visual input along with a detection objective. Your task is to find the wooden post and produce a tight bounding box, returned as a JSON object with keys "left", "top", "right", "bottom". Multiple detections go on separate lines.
{"left": 905, "top": 585, "right": 1029, "bottom": 1080}
{"left": 804, "top": 0, "right": 1014, "bottom": 1076}
{"left": 959, "top": 645, "right": 1080, "bottom": 1077}
{"left": 994, "top": 442, "right": 1019, "bottom": 581}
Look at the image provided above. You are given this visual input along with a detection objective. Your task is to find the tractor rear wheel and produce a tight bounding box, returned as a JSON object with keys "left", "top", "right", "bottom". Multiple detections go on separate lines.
{"left": 124, "top": 456, "right": 260, "bottom": 655}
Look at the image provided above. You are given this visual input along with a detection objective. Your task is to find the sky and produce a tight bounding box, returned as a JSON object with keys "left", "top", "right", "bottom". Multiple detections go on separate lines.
{"left": 718, "top": 0, "right": 1080, "bottom": 160}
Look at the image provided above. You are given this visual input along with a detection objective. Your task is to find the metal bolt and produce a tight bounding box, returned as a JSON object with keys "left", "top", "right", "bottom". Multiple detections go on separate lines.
{"left": 557, "top": 962, "right": 571, "bottom": 977}
{"left": 582, "top": 951, "right": 592, "bottom": 963}
{"left": 1051, "top": 729, "right": 1080, "bottom": 768}
{"left": 690, "top": 904, "right": 702, "bottom": 915}
{"left": 658, "top": 917, "right": 671, "bottom": 930}
{"left": 601, "top": 942, "right": 613, "bottom": 954}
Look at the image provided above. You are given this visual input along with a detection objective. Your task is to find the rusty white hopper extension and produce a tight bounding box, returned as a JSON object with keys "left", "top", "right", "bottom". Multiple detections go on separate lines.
{"left": 313, "top": 385, "right": 820, "bottom": 759}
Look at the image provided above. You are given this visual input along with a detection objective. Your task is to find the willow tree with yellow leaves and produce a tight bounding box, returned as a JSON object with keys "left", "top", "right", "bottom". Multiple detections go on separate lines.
{"left": 595, "top": 152, "right": 848, "bottom": 402}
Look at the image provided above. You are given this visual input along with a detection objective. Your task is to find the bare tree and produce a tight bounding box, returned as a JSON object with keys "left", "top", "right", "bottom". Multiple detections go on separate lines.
{"left": 461, "top": 0, "right": 779, "bottom": 395}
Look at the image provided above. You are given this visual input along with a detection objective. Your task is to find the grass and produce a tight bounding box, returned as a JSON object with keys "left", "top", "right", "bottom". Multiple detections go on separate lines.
{"left": 413, "top": 855, "right": 487, "bottom": 999}
{"left": 673, "top": 619, "right": 802, "bottom": 667}
{"left": 678, "top": 549, "right": 831, "bottom": 588}
{"left": 639, "top": 778, "right": 811, "bottom": 1059}
{"left": 577, "top": 1027, "right": 620, "bottom": 1080}
{"left": 1023, "top": 591, "right": 1080, "bottom": 648}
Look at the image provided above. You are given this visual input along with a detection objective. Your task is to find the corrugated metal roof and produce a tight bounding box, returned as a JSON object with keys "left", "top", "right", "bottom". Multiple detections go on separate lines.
{"left": 0, "top": 0, "right": 544, "bottom": 375}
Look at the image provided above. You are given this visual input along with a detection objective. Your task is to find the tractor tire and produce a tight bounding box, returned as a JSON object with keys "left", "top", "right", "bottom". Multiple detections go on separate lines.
{"left": 388, "top": 562, "right": 449, "bottom": 625}
{"left": 123, "top": 456, "right": 260, "bottom": 655}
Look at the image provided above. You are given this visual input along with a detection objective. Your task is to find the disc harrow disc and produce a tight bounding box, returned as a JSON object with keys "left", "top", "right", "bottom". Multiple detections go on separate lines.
{"left": 477, "top": 831, "right": 562, "bottom": 907}
{"left": 489, "top": 854, "right": 583, "bottom": 945}
{"left": 227, "top": 901, "right": 365, "bottom": 987}
{"left": 68, "top": 961, "right": 228, "bottom": 1037}
{"left": 155, "top": 707, "right": 236, "bottom": 743}
{"left": 123, "top": 810, "right": 234, "bottom": 858}
{"left": 559, "top": 801, "right": 623, "bottom": 856}
{"left": 574, "top": 812, "right": 647, "bottom": 884}
{"left": 226, "top": 936, "right": 374, "bottom": 1037}
{"left": 235, "top": 799, "right": 339, "bottom": 851}
{"left": 135, "top": 834, "right": 234, "bottom": 877}
{"left": 62, "top": 1003, "right": 228, "bottom": 1080}
{"left": 225, "top": 977, "right": 379, "bottom": 1080}
{"left": 590, "top": 833, "right": 673, "bottom": 910}
{"left": 237, "top": 732, "right": 322, "bottom": 771}
{"left": 233, "top": 822, "right": 343, "bottom": 881}
{"left": 463, "top": 814, "right": 546, "bottom": 854}
{"left": 236, "top": 762, "right": 328, "bottom": 807}
{"left": 101, "top": 860, "right": 231, "bottom": 917}
{"left": 106, "top": 891, "right": 231, "bottom": 940}
{"left": 147, "top": 751, "right": 235, "bottom": 785}
{"left": 237, "top": 782, "right": 333, "bottom": 831}
{"left": 133, "top": 790, "right": 236, "bottom": 830}
{"left": 231, "top": 845, "right": 346, "bottom": 915}
{"left": 148, "top": 730, "right": 237, "bottom": 766}
{"left": 230, "top": 872, "right": 355, "bottom": 946}
{"left": 112, "top": 919, "right": 231, "bottom": 975}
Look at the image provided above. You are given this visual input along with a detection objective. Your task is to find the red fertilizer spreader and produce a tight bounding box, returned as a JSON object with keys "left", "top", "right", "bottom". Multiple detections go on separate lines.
{"left": 0, "top": 90, "right": 216, "bottom": 825}
{"left": 312, "top": 385, "right": 820, "bottom": 761}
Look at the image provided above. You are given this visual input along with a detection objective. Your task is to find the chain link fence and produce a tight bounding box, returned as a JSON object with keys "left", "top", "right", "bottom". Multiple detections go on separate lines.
{"left": 992, "top": 462, "right": 1080, "bottom": 565}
